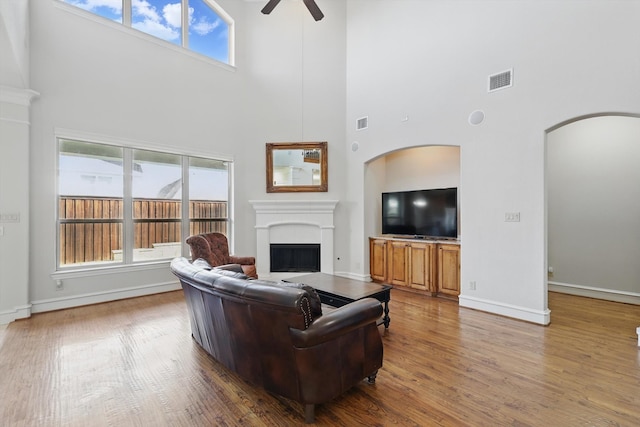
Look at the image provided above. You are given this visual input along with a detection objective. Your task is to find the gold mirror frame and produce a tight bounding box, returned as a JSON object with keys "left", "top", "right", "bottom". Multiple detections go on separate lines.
{"left": 266, "top": 142, "right": 328, "bottom": 193}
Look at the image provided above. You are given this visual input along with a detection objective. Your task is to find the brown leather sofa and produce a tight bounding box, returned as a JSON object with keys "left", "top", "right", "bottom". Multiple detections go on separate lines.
{"left": 170, "top": 257, "right": 384, "bottom": 423}
{"left": 186, "top": 232, "right": 258, "bottom": 278}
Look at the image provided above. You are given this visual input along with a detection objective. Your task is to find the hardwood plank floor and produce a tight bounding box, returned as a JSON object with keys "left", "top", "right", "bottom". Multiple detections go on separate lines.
{"left": 1, "top": 289, "right": 638, "bottom": 426}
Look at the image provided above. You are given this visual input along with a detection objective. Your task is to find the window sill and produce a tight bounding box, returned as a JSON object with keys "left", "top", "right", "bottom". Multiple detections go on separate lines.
{"left": 51, "top": 260, "right": 174, "bottom": 280}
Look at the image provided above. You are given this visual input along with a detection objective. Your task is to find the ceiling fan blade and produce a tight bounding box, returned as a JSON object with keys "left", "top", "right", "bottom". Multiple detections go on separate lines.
{"left": 261, "top": 0, "right": 281, "bottom": 15}
{"left": 303, "top": 0, "right": 324, "bottom": 21}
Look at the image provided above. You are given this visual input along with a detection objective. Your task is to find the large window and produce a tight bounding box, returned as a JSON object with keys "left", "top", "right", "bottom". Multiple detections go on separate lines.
{"left": 61, "top": 0, "right": 233, "bottom": 64}
{"left": 58, "top": 139, "right": 230, "bottom": 269}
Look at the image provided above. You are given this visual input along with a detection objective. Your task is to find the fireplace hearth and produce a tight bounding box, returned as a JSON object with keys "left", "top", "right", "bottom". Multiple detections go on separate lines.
{"left": 270, "top": 244, "right": 320, "bottom": 273}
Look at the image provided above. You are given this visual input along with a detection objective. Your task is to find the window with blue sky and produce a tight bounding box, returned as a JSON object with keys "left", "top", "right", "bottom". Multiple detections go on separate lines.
{"left": 62, "top": 0, "right": 232, "bottom": 64}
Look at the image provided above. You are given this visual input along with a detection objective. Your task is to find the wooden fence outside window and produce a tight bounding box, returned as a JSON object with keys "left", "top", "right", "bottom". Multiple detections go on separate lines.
{"left": 59, "top": 197, "right": 227, "bottom": 266}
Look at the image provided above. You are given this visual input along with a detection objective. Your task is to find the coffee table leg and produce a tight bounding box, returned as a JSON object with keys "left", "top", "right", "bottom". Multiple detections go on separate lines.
{"left": 383, "top": 299, "right": 390, "bottom": 328}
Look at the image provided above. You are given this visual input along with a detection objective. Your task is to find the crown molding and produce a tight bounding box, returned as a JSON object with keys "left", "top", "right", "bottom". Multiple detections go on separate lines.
{"left": 0, "top": 86, "right": 39, "bottom": 106}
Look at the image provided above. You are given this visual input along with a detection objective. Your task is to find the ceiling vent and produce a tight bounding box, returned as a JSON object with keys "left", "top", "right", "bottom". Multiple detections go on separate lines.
{"left": 356, "top": 116, "right": 368, "bottom": 131}
{"left": 488, "top": 69, "right": 513, "bottom": 92}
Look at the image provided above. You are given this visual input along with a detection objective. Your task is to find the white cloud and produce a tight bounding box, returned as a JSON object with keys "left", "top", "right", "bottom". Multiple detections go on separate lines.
{"left": 163, "top": 3, "right": 182, "bottom": 28}
{"left": 186, "top": 6, "right": 195, "bottom": 26}
{"left": 132, "top": 0, "right": 161, "bottom": 22}
{"left": 67, "top": 0, "right": 122, "bottom": 13}
{"left": 192, "top": 17, "right": 220, "bottom": 36}
{"left": 129, "top": 0, "right": 181, "bottom": 41}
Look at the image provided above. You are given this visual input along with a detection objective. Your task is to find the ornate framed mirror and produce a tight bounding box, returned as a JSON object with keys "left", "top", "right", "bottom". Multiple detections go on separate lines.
{"left": 266, "top": 142, "right": 328, "bottom": 193}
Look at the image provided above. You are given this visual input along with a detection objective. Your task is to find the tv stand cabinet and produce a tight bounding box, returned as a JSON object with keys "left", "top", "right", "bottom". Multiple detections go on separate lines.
{"left": 369, "top": 237, "right": 460, "bottom": 298}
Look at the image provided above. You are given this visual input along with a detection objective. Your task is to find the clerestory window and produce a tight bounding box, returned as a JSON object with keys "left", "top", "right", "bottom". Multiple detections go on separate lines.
{"left": 57, "top": 138, "right": 231, "bottom": 269}
{"left": 61, "top": 0, "right": 234, "bottom": 65}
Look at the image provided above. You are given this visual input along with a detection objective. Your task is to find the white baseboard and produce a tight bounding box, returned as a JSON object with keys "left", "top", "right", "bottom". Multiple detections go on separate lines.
{"left": 30, "top": 281, "right": 181, "bottom": 314}
{"left": 548, "top": 281, "right": 640, "bottom": 305}
{"left": 0, "top": 304, "right": 32, "bottom": 325}
{"left": 0, "top": 323, "right": 7, "bottom": 350}
{"left": 458, "top": 295, "right": 551, "bottom": 325}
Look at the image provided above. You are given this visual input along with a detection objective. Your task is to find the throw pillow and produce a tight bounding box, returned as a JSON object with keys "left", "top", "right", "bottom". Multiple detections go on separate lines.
{"left": 212, "top": 267, "right": 248, "bottom": 280}
{"left": 214, "top": 263, "right": 245, "bottom": 274}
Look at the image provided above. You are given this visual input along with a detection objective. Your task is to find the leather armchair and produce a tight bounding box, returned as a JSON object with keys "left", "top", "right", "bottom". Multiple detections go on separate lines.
{"left": 186, "top": 232, "right": 258, "bottom": 278}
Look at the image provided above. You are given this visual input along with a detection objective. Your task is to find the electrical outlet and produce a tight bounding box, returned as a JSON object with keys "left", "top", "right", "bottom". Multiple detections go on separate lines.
{"left": 469, "top": 281, "right": 476, "bottom": 290}
{"left": 55, "top": 280, "right": 64, "bottom": 291}
{"left": 0, "top": 213, "right": 20, "bottom": 223}
{"left": 505, "top": 212, "right": 520, "bottom": 222}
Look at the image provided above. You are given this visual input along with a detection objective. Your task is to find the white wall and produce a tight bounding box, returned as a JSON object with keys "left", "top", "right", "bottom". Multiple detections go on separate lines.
{"left": 19, "top": 0, "right": 347, "bottom": 314}
{"left": 0, "top": 0, "right": 29, "bottom": 87}
{"left": 345, "top": 0, "right": 640, "bottom": 324}
{"left": 0, "top": 88, "right": 35, "bottom": 324}
{"left": 0, "top": 1, "right": 34, "bottom": 324}
{"left": 383, "top": 146, "right": 460, "bottom": 192}
{"left": 547, "top": 115, "right": 640, "bottom": 300}
{"left": 241, "top": 0, "right": 349, "bottom": 269}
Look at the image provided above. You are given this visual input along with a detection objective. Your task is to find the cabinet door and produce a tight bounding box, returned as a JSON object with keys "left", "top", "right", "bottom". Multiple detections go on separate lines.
{"left": 437, "top": 244, "right": 460, "bottom": 296}
{"left": 387, "top": 240, "right": 409, "bottom": 286}
{"left": 369, "top": 238, "right": 387, "bottom": 282}
{"left": 408, "top": 242, "right": 435, "bottom": 291}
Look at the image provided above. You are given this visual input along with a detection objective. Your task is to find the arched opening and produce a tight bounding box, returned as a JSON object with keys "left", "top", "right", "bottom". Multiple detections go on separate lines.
{"left": 546, "top": 114, "right": 640, "bottom": 305}
{"left": 363, "top": 145, "right": 461, "bottom": 272}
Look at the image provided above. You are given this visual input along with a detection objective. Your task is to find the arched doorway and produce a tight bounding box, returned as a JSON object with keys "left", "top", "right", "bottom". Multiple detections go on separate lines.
{"left": 546, "top": 114, "right": 640, "bottom": 305}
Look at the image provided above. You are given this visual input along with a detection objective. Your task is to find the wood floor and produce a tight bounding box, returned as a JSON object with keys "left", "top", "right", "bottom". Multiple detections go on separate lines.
{"left": 1, "top": 289, "right": 639, "bottom": 426}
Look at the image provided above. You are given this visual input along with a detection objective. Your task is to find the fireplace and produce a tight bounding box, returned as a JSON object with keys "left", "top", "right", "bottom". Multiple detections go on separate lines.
{"left": 270, "top": 244, "right": 320, "bottom": 273}
{"left": 249, "top": 200, "right": 338, "bottom": 279}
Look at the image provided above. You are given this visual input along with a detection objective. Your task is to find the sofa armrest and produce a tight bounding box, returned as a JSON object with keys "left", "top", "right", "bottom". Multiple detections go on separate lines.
{"left": 289, "top": 298, "right": 382, "bottom": 348}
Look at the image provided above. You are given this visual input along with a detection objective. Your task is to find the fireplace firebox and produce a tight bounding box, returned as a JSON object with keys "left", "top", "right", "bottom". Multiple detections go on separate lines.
{"left": 270, "top": 244, "right": 320, "bottom": 273}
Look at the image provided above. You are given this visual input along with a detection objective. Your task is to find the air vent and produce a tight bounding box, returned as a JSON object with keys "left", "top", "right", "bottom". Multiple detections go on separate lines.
{"left": 488, "top": 69, "right": 513, "bottom": 92}
{"left": 356, "top": 116, "right": 368, "bottom": 131}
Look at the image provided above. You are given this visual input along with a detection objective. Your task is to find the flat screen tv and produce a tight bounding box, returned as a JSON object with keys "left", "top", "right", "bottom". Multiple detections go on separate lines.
{"left": 382, "top": 187, "right": 458, "bottom": 239}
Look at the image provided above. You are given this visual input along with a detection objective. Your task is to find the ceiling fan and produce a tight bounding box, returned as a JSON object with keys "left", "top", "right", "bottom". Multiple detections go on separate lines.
{"left": 261, "top": 0, "right": 325, "bottom": 21}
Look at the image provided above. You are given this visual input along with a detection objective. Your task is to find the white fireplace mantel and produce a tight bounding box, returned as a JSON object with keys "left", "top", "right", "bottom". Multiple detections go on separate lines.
{"left": 249, "top": 200, "right": 338, "bottom": 279}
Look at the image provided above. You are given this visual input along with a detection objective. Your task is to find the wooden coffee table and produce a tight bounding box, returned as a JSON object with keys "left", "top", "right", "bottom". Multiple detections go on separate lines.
{"left": 288, "top": 272, "right": 392, "bottom": 329}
